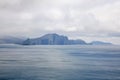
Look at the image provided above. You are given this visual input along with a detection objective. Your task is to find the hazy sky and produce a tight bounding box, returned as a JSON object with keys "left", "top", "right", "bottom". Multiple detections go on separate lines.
{"left": 0, "top": 0, "right": 120, "bottom": 44}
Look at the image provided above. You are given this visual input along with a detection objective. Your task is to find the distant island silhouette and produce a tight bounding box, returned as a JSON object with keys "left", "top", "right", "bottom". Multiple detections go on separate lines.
{"left": 22, "top": 33, "right": 112, "bottom": 45}
{"left": 0, "top": 33, "right": 112, "bottom": 45}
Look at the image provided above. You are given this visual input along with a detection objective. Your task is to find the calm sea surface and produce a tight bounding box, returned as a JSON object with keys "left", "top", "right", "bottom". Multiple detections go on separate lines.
{"left": 0, "top": 44, "right": 120, "bottom": 80}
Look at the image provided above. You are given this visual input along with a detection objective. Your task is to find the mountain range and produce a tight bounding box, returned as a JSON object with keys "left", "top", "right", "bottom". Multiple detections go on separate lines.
{"left": 22, "top": 33, "right": 112, "bottom": 45}
{"left": 0, "top": 34, "right": 112, "bottom": 45}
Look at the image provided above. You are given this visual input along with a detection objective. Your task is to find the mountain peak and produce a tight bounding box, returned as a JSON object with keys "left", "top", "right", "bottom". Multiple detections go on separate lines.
{"left": 42, "top": 33, "right": 59, "bottom": 37}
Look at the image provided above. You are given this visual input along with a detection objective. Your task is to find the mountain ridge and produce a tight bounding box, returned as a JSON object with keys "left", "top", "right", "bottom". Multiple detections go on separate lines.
{"left": 22, "top": 33, "right": 112, "bottom": 45}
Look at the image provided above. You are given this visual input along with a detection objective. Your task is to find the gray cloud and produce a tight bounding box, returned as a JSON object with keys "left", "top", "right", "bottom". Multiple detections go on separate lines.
{"left": 0, "top": 0, "right": 120, "bottom": 44}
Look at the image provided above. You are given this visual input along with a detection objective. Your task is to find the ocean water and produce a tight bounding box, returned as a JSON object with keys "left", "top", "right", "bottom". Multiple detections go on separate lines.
{"left": 0, "top": 44, "right": 120, "bottom": 80}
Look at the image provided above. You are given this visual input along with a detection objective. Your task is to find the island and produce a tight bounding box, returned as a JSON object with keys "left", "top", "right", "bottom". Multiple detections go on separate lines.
{"left": 22, "top": 33, "right": 112, "bottom": 45}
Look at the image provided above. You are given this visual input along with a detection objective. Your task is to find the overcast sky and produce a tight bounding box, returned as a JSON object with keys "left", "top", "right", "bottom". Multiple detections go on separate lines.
{"left": 0, "top": 0, "right": 120, "bottom": 44}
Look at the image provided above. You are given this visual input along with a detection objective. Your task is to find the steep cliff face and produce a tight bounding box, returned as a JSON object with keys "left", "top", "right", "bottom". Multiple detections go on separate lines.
{"left": 39, "top": 34, "right": 68, "bottom": 45}
{"left": 22, "top": 33, "right": 86, "bottom": 45}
